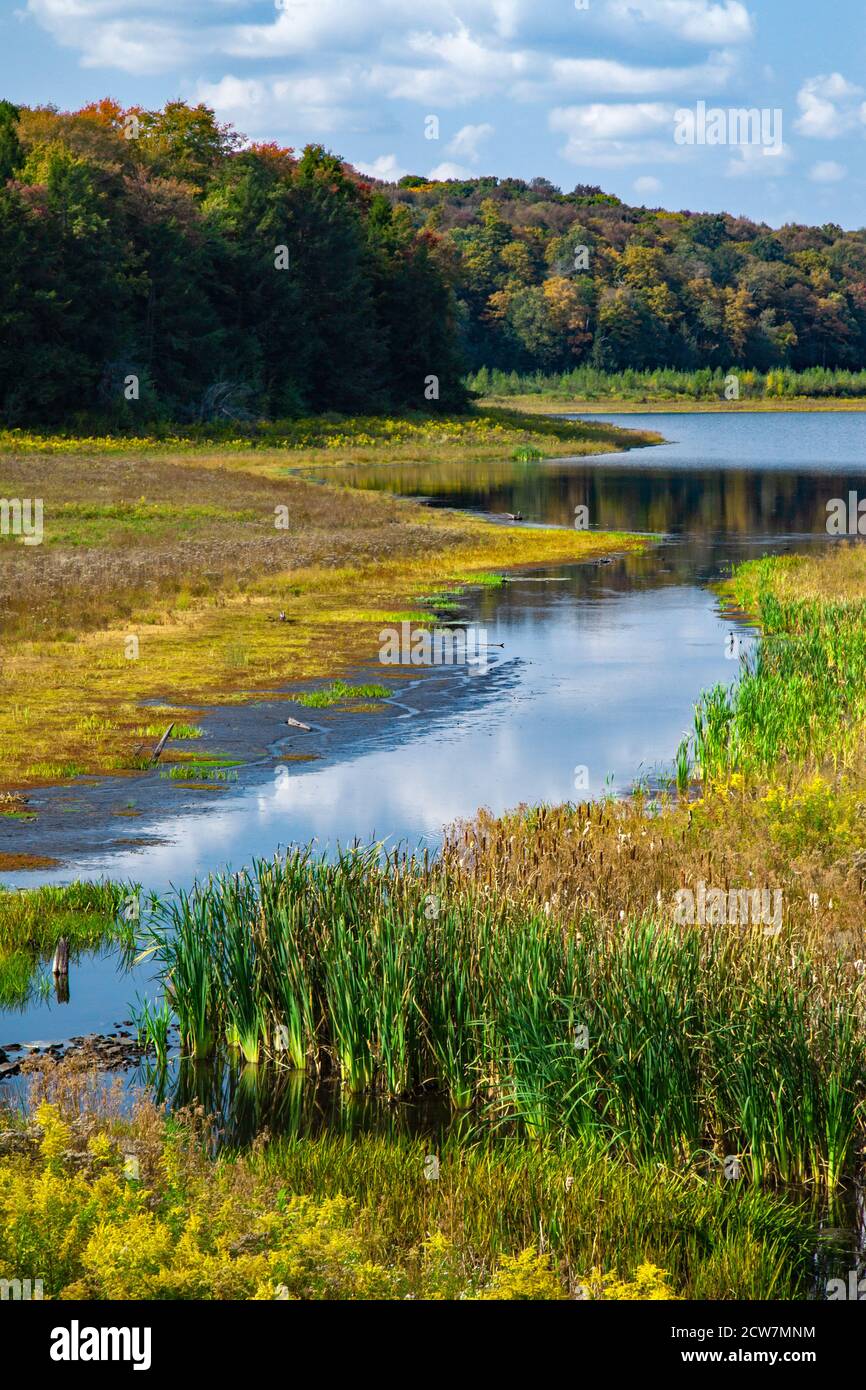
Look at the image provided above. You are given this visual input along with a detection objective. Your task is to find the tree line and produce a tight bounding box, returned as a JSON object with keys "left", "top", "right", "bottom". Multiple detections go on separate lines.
{"left": 2, "top": 98, "right": 866, "bottom": 427}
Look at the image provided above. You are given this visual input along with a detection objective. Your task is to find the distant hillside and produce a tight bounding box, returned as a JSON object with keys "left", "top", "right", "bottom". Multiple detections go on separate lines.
{"left": 379, "top": 173, "right": 866, "bottom": 375}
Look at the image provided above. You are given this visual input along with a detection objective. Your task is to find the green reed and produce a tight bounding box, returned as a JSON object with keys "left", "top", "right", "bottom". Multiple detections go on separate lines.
{"left": 692, "top": 585, "right": 866, "bottom": 782}
{"left": 138, "top": 847, "right": 866, "bottom": 1187}
{"left": 0, "top": 880, "right": 136, "bottom": 1010}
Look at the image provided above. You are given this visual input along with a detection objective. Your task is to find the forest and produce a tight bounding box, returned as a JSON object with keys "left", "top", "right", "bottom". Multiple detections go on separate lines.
{"left": 388, "top": 172, "right": 866, "bottom": 375}
{"left": 2, "top": 97, "right": 866, "bottom": 427}
{"left": 0, "top": 98, "right": 465, "bottom": 424}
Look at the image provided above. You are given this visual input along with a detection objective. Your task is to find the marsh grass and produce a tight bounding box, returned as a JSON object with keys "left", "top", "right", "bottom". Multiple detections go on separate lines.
{"left": 137, "top": 848, "right": 866, "bottom": 1187}
{"left": 292, "top": 681, "right": 392, "bottom": 709}
{"left": 0, "top": 1063, "right": 816, "bottom": 1300}
{"left": 0, "top": 436, "right": 647, "bottom": 791}
{"left": 159, "top": 759, "right": 241, "bottom": 783}
{"left": 257, "top": 1130, "right": 815, "bottom": 1301}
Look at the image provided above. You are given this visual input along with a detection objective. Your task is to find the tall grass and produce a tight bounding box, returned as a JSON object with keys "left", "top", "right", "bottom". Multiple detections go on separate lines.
{"left": 692, "top": 583, "right": 866, "bottom": 781}
{"left": 138, "top": 848, "right": 866, "bottom": 1187}
{"left": 255, "top": 1130, "right": 817, "bottom": 1301}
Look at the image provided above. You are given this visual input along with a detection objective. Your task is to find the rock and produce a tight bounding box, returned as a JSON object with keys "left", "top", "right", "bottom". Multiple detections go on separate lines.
{"left": 0, "top": 1130, "right": 32, "bottom": 1154}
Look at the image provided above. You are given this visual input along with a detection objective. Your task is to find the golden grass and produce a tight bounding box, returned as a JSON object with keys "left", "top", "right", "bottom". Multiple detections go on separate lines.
{"left": 0, "top": 429, "right": 652, "bottom": 791}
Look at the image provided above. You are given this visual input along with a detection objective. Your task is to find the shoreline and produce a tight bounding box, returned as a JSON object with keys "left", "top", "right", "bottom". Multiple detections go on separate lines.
{"left": 478, "top": 394, "right": 866, "bottom": 415}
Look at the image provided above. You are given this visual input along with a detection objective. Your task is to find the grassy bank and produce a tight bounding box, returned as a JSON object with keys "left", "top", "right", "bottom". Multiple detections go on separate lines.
{"left": 0, "top": 1061, "right": 814, "bottom": 1300}
{"left": 481, "top": 395, "right": 866, "bottom": 415}
{"left": 127, "top": 539, "right": 866, "bottom": 1197}
{"left": 0, "top": 409, "right": 657, "bottom": 793}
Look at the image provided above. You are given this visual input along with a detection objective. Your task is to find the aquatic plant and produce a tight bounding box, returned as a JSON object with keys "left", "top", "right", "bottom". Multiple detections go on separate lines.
{"left": 0, "top": 881, "right": 136, "bottom": 1010}
{"left": 292, "top": 681, "right": 392, "bottom": 708}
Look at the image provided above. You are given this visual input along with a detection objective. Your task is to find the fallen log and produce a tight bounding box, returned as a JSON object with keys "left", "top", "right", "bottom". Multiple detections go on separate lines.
{"left": 149, "top": 722, "right": 175, "bottom": 765}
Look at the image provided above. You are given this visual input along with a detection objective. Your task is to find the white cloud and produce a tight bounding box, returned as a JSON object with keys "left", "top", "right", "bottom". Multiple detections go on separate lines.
{"left": 726, "top": 142, "right": 792, "bottom": 177}
{"left": 634, "top": 175, "right": 662, "bottom": 195}
{"left": 195, "top": 71, "right": 362, "bottom": 137}
{"left": 550, "top": 102, "right": 681, "bottom": 167}
{"left": 447, "top": 122, "right": 495, "bottom": 162}
{"left": 551, "top": 102, "right": 674, "bottom": 142}
{"left": 428, "top": 161, "right": 474, "bottom": 180}
{"left": 604, "top": 0, "right": 753, "bottom": 44}
{"left": 546, "top": 49, "right": 737, "bottom": 98}
{"left": 355, "top": 153, "right": 408, "bottom": 181}
{"left": 26, "top": 0, "right": 207, "bottom": 74}
{"left": 809, "top": 159, "right": 846, "bottom": 183}
{"left": 795, "top": 73, "right": 865, "bottom": 139}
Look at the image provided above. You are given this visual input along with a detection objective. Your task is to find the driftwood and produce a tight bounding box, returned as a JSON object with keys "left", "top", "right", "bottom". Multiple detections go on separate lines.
{"left": 52, "top": 937, "right": 69, "bottom": 976}
{"left": 285, "top": 717, "right": 313, "bottom": 732}
{"left": 149, "top": 722, "right": 175, "bottom": 765}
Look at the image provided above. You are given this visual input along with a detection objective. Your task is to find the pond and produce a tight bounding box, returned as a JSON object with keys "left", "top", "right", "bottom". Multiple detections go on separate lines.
{"left": 2, "top": 409, "right": 866, "bottom": 1051}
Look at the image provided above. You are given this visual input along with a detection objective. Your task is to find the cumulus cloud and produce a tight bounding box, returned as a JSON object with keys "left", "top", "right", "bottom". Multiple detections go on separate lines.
{"left": 725, "top": 142, "right": 792, "bottom": 178}
{"left": 634, "top": 174, "right": 662, "bottom": 195}
{"left": 604, "top": 0, "right": 753, "bottom": 45}
{"left": 545, "top": 49, "right": 737, "bottom": 98}
{"left": 195, "top": 71, "right": 364, "bottom": 137}
{"left": 549, "top": 102, "right": 682, "bottom": 167}
{"left": 26, "top": 0, "right": 209, "bottom": 74}
{"left": 355, "top": 153, "right": 408, "bottom": 181}
{"left": 794, "top": 73, "right": 865, "bottom": 140}
{"left": 428, "top": 160, "right": 474, "bottom": 180}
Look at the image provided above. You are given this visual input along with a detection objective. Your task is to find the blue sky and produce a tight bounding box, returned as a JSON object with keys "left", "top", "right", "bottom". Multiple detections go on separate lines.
{"left": 3, "top": 0, "right": 866, "bottom": 227}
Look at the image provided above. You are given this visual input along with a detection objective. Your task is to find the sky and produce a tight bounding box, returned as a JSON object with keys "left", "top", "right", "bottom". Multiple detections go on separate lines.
{"left": 2, "top": 0, "right": 866, "bottom": 228}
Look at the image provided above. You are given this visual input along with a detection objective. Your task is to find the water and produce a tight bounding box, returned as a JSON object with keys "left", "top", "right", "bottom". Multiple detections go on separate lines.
{"left": 3, "top": 409, "right": 866, "bottom": 1046}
